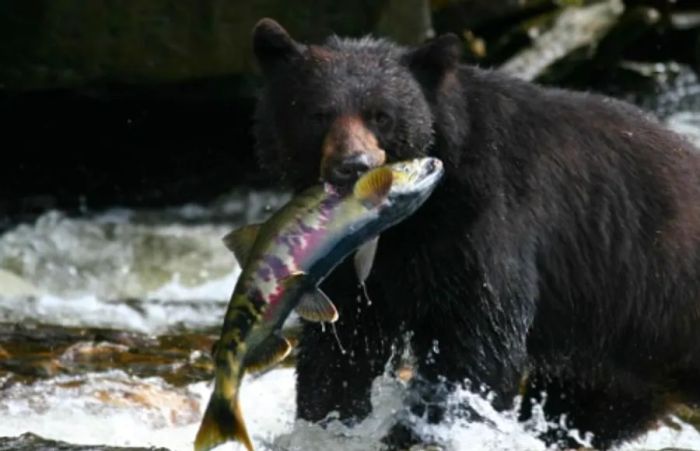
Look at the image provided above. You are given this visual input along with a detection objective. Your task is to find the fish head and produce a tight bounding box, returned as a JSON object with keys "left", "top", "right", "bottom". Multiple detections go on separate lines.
{"left": 386, "top": 157, "right": 443, "bottom": 201}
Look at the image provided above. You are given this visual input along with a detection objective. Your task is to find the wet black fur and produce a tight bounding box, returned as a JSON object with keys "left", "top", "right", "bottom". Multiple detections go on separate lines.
{"left": 252, "top": 18, "right": 700, "bottom": 449}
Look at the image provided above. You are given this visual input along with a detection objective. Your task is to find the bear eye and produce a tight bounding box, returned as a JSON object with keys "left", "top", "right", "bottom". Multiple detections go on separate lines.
{"left": 311, "top": 110, "right": 333, "bottom": 124}
{"left": 371, "top": 110, "right": 393, "bottom": 130}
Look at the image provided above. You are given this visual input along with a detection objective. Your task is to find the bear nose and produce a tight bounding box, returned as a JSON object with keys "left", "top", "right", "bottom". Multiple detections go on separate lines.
{"left": 328, "top": 154, "right": 372, "bottom": 186}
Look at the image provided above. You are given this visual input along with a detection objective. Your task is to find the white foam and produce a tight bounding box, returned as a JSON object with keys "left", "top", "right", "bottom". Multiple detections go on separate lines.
{"left": 0, "top": 211, "right": 238, "bottom": 301}
{"left": 3, "top": 367, "right": 698, "bottom": 450}
{"left": 667, "top": 111, "right": 700, "bottom": 149}
{"left": 0, "top": 291, "right": 230, "bottom": 334}
{"left": 618, "top": 418, "right": 700, "bottom": 450}
{"left": 0, "top": 369, "right": 295, "bottom": 451}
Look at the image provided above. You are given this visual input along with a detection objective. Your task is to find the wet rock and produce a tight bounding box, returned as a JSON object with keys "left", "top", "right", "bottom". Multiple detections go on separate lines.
{"left": 0, "top": 432, "right": 168, "bottom": 450}
{"left": 0, "top": 322, "right": 216, "bottom": 387}
{"left": 0, "top": 321, "right": 302, "bottom": 387}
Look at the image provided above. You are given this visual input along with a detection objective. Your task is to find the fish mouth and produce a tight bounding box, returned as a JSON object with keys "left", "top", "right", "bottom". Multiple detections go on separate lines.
{"left": 416, "top": 159, "right": 443, "bottom": 193}
{"left": 422, "top": 157, "right": 443, "bottom": 182}
{"left": 397, "top": 157, "right": 444, "bottom": 193}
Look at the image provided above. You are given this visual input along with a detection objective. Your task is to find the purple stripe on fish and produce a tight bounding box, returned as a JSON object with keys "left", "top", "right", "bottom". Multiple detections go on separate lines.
{"left": 258, "top": 266, "right": 272, "bottom": 283}
{"left": 289, "top": 226, "right": 327, "bottom": 262}
{"left": 296, "top": 219, "right": 316, "bottom": 234}
{"left": 262, "top": 254, "right": 289, "bottom": 281}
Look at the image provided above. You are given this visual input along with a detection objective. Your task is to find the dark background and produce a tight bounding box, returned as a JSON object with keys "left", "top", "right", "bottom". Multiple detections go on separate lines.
{"left": 1, "top": 0, "right": 698, "bottom": 230}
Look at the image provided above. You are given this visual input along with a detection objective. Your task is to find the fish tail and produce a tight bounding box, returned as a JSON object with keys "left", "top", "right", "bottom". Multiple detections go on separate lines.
{"left": 194, "top": 390, "right": 253, "bottom": 451}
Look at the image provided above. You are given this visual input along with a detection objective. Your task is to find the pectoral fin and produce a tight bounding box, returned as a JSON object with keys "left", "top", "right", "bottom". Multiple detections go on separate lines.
{"left": 354, "top": 166, "right": 393, "bottom": 207}
{"left": 223, "top": 224, "right": 261, "bottom": 266}
{"left": 296, "top": 289, "right": 339, "bottom": 323}
{"left": 354, "top": 236, "right": 379, "bottom": 285}
{"left": 244, "top": 333, "right": 292, "bottom": 373}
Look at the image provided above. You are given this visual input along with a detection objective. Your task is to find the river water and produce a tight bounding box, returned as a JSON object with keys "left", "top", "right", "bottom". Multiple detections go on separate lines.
{"left": 1, "top": 69, "right": 700, "bottom": 451}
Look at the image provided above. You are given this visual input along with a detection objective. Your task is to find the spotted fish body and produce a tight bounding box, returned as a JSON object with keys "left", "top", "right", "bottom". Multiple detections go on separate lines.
{"left": 194, "top": 157, "right": 444, "bottom": 451}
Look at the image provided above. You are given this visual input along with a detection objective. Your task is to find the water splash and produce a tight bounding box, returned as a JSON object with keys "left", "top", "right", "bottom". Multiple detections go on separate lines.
{"left": 0, "top": 210, "right": 237, "bottom": 301}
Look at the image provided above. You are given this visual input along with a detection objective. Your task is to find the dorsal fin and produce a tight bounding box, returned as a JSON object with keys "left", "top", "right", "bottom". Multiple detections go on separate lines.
{"left": 222, "top": 224, "right": 261, "bottom": 266}
{"left": 353, "top": 166, "right": 393, "bottom": 207}
{"left": 296, "top": 289, "right": 339, "bottom": 323}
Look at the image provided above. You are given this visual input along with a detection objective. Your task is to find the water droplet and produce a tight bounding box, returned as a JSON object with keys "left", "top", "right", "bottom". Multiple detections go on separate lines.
{"left": 330, "top": 322, "right": 346, "bottom": 354}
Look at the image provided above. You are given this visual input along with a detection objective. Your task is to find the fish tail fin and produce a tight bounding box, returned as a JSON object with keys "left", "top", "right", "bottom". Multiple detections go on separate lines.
{"left": 194, "top": 391, "right": 253, "bottom": 451}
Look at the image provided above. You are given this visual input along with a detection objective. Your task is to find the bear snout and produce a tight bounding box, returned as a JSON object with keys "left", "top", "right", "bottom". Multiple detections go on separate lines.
{"left": 324, "top": 153, "right": 374, "bottom": 185}
{"left": 321, "top": 115, "right": 386, "bottom": 186}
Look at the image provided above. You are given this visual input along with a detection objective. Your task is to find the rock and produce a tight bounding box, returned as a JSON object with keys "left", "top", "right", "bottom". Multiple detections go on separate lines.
{"left": 0, "top": 322, "right": 216, "bottom": 387}
{"left": 0, "top": 432, "right": 169, "bottom": 450}
{"left": 0, "top": 321, "right": 300, "bottom": 387}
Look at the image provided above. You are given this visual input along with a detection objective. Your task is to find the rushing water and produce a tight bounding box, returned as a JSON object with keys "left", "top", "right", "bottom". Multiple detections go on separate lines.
{"left": 1, "top": 74, "right": 700, "bottom": 450}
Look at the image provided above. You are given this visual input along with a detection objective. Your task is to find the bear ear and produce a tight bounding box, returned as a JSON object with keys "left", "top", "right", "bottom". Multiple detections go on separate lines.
{"left": 252, "top": 18, "right": 304, "bottom": 74}
{"left": 404, "top": 33, "right": 462, "bottom": 83}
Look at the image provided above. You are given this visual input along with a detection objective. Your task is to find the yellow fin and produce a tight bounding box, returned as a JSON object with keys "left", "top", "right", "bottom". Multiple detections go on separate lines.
{"left": 353, "top": 166, "right": 393, "bottom": 207}
{"left": 194, "top": 391, "right": 253, "bottom": 451}
{"left": 245, "top": 334, "right": 292, "bottom": 373}
{"left": 296, "top": 289, "right": 339, "bottom": 323}
{"left": 223, "top": 224, "right": 261, "bottom": 266}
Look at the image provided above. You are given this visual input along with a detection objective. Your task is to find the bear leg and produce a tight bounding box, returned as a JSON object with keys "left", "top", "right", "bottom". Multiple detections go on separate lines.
{"left": 520, "top": 370, "right": 666, "bottom": 450}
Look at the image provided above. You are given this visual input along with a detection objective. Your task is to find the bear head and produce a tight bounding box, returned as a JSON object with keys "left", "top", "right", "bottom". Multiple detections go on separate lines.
{"left": 251, "top": 18, "right": 461, "bottom": 190}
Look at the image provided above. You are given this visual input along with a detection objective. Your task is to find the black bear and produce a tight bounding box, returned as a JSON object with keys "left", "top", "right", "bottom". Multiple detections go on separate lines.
{"left": 251, "top": 18, "right": 700, "bottom": 449}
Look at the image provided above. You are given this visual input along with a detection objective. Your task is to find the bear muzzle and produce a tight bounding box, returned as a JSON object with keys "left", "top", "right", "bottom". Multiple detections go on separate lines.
{"left": 321, "top": 115, "right": 386, "bottom": 186}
